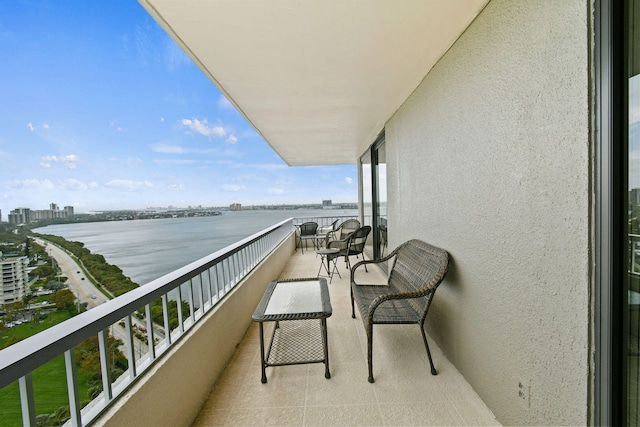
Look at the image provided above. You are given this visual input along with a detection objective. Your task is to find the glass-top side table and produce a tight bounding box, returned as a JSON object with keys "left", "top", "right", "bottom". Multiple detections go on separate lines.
{"left": 252, "top": 277, "right": 332, "bottom": 383}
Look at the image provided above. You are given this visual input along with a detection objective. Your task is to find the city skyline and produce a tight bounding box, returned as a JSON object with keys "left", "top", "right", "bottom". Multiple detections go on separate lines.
{"left": 0, "top": 1, "right": 358, "bottom": 214}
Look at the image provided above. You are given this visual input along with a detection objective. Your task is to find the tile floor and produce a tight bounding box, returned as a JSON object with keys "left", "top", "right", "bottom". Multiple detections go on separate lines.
{"left": 192, "top": 249, "right": 500, "bottom": 426}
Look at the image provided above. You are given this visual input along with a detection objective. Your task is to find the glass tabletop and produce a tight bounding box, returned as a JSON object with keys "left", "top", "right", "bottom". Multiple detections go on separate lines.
{"left": 264, "top": 279, "right": 323, "bottom": 315}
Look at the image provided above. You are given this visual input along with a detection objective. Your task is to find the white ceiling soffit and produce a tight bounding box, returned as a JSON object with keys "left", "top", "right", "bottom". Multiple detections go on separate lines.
{"left": 139, "top": 0, "right": 488, "bottom": 166}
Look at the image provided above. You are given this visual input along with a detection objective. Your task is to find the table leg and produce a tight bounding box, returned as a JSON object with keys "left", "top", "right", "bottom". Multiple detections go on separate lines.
{"left": 321, "top": 318, "right": 330, "bottom": 379}
{"left": 325, "top": 256, "right": 331, "bottom": 281}
{"left": 317, "top": 254, "right": 325, "bottom": 277}
{"left": 258, "top": 322, "right": 267, "bottom": 383}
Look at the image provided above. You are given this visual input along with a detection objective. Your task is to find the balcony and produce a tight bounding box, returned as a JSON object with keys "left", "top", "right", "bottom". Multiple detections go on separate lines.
{"left": 192, "top": 244, "right": 499, "bottom": 426}
{"left": 0, "top": 218, "right": 498, "bottom": 426}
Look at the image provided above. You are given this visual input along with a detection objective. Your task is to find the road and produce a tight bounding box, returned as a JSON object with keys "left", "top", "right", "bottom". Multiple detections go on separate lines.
{"left": 33, "top": 237, "right": 161, "bottom": 356}
{"left": 33, "top": 237, "right": 107, "bottom": 308}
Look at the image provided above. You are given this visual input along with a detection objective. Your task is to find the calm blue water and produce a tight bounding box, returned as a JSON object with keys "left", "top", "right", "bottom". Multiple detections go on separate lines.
{"left": 33, "top": 209, "right": 356, "bottom": 286}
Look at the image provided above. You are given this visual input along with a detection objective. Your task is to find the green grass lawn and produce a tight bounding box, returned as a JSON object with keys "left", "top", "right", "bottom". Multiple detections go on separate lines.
{"left": 0, "top": 311, "right": 93, "bottom": 426}
{"left": 0, "top": 354, "right": 92, "bottom": 426}
{"left": 0, "top": 310, "right": 71, "bottom": 349}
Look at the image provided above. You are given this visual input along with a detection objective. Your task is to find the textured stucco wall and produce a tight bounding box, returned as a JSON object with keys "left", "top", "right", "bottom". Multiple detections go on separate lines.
{"left": 385, "top": 1, "right": 590, "bottom": 425}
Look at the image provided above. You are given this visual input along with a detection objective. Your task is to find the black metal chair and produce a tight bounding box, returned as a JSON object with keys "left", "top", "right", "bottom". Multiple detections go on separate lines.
{"left": 315, "top": 219, "right": 339, "bottom": 248}
{"left": 327, "top": 225, "right": 371, "bottom": 272}
{"left": 324, "top": 218, "right": 360, "bottom": 248}
{"left": 344, "top": 225, "right": 371, "bottom": 271}
{"left": 296, "top": 222, "right": 318, "bottom": 253}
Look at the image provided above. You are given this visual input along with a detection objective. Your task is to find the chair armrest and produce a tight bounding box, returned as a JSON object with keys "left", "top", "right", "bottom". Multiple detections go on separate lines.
{"left": 327, "top": 239, "right": 348, "bottom": 251}
{"left": 350, "top": 251, "right": 397, "bottom": 285}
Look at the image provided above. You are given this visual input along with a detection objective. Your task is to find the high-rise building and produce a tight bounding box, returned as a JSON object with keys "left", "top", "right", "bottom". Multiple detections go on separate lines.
{"left": 0, "top": 255, "right": 28, "bottom": 306}
{"left": 11, "top": 203, "right": 74, "bottom": 223}
{"left": 8, "top": 208, "right": 30, "bottom": 225}
{"left": 230, "top": 203, "right": 242, "bottom": 211}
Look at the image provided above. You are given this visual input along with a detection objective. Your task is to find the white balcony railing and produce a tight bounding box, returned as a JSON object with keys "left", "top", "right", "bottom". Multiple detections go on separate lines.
{"left": 0, "top": 218, "right": 293, "bottom": 427}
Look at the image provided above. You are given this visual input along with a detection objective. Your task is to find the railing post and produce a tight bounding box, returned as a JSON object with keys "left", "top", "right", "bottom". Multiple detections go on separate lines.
{"left": 177, "top": 285, "right": 184, "bottom": 333}
{"left": 197, "top": 273, "right": 205, "bottom": 316}
{"left": 124, "top": 315, "right": 137, "bottom": 379}
{"left": 18, "top": 373, "right": 35, "bottom": 427}
{"left": 145, "top": 304, "right": 155, "bottom": 360}
{"left": 65, "top": 348, "right": 81, "bottom": 427}
{"left": 188, "top": 279, "right": 195, "bottom": 322}
{"left": 162, "top": 294, "right": 172, "bottom": 346}
{"left": 98, "top": 329, "right": 113, "bottom": 402}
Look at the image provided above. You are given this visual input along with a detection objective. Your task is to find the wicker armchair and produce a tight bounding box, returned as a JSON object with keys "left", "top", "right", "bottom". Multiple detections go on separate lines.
{"left": 315, "top": 219, "right": 339, "bottom": 248}
{"left": 324, "top": 218, "right": 360, "bottom": 247}
{"left": 350, "top": 239, "right": 449, "bottom": 383}
{"left": 327, "top": 225, "right": 371, "bottom": 272}
{"left": 295, "top": 221, "right": 318, "bottom": 253}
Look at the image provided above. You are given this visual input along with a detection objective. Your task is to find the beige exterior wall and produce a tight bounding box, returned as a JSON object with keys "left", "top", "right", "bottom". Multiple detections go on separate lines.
{"left": 96, "top": 233, "right": 295, "bottom": 427}
{"left": 385, "top": 1, "right": 590, "bottom": 425}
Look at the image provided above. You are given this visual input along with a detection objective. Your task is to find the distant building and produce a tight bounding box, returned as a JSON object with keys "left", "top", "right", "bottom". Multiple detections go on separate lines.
{"left": 632, "top": 189, "right": 640, "bottom": 206}
{"left": 8, "top": 208, "right": 30, "bottom": 225}
{"left": 10, "top": 203, "right": 74, "bottom": 223}
{"left": 0, "top": 255, "right": 29, "bottom": 306}
{"left": 230, "top": 203, "right": 242, "bottom": 211}
{"left": 322, "top": 200, "right": 332, "bottom": 209}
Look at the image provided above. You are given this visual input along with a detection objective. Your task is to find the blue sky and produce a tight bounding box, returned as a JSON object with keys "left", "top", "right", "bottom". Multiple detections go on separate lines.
{"left": 0, "top": 1, "right": 357, "bottom": 214}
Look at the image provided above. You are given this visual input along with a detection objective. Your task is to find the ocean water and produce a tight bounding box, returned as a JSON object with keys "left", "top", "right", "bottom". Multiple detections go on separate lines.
{"left": 33, "top": 209, "right": 356, "bottom": 286}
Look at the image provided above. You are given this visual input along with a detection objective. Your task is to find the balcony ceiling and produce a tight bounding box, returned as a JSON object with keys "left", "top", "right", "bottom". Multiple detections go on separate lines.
{"left": 139, "top": 0, "right": 488, "bottom": 166}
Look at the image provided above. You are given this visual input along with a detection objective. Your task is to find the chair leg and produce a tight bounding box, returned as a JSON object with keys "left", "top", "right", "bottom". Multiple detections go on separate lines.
{"left": 367, "top": 323, "right": 374, "bottom": 383}
{"left": 350, "top": 287, "right": 356, "bottom": 318}
{"left": 420, "top": 323, "right": 438, "bottom": 375}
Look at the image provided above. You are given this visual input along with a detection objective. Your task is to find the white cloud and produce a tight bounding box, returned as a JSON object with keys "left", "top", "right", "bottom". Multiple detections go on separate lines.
{"left": 256, "top": 163, "right": 287, "bottom": 170}
{"left": 222, "top": 184, "right": 246, "bottom": 192}
{"left": 181, "top": 118, "right": 226, "bottom": 138}
{"left": 7, "top": 179, "right": 54, "bottom": 190}
{"left": 164, "top": 38, "right": 190, "bottom": 71}
{"left": 344, "top": 177, "right": 353, "bottom": 184}
{"left": 167, "top": 184, "right": 184, "bottom": 191}
{"left": 153, "top": 159, "right": 204, "bottom": 165}
{"left": 40, "top": 154, "right": 81, "bottom": 169}
{"left": 152, "top": 144, "right": 188, "bottom": 154}
{"left": 151, "top": 143, "right": 217, "bottom": 155}
{"left": 43, "top": 124, "right": 50, "bottom": 130}
{"left": 218, "top": 96, "right": 233, "bottom": 109}
{"left": 59, "top": 179, "right": 87, "bottom": 191}
{"left": 105, "top": 179, "right": 153, "bottom": 191}
{"left": 226, "top": 134, "right": 238, "bottom": 145}
{"left": 88, "top": 182, "right": 100, "bottom": 190}
{"left": 27, "top": 122, "right": 35, "bottom": 132}
{"left": 109, "top": 120, "right": 125, "bottom": 132}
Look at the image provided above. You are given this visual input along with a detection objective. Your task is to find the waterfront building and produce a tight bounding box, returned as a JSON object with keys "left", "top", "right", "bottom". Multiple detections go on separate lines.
{"left": 9, "top": 204, "right": 74, "bottom": 223}
{"left": 229, "top": 203, "right": 241, "bottom": 211}
{"left": 0, "top": 255, "right": 28, "bottom": 307}
{"left": 8, "top": 208, "right": 30, "bottom": 225}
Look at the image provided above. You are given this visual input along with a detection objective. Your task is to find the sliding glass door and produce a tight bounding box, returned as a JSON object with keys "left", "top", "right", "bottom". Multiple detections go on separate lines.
{"left": 359, "top": 132, "right": 387, "bottom": 263}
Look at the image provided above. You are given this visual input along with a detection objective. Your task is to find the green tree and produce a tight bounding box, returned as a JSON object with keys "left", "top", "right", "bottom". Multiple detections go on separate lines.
{"left": 32, "top": 264, "right": 54, "bottom": 278}
{"left": 51, "top": 289, "right": 75, "bottom": 312}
